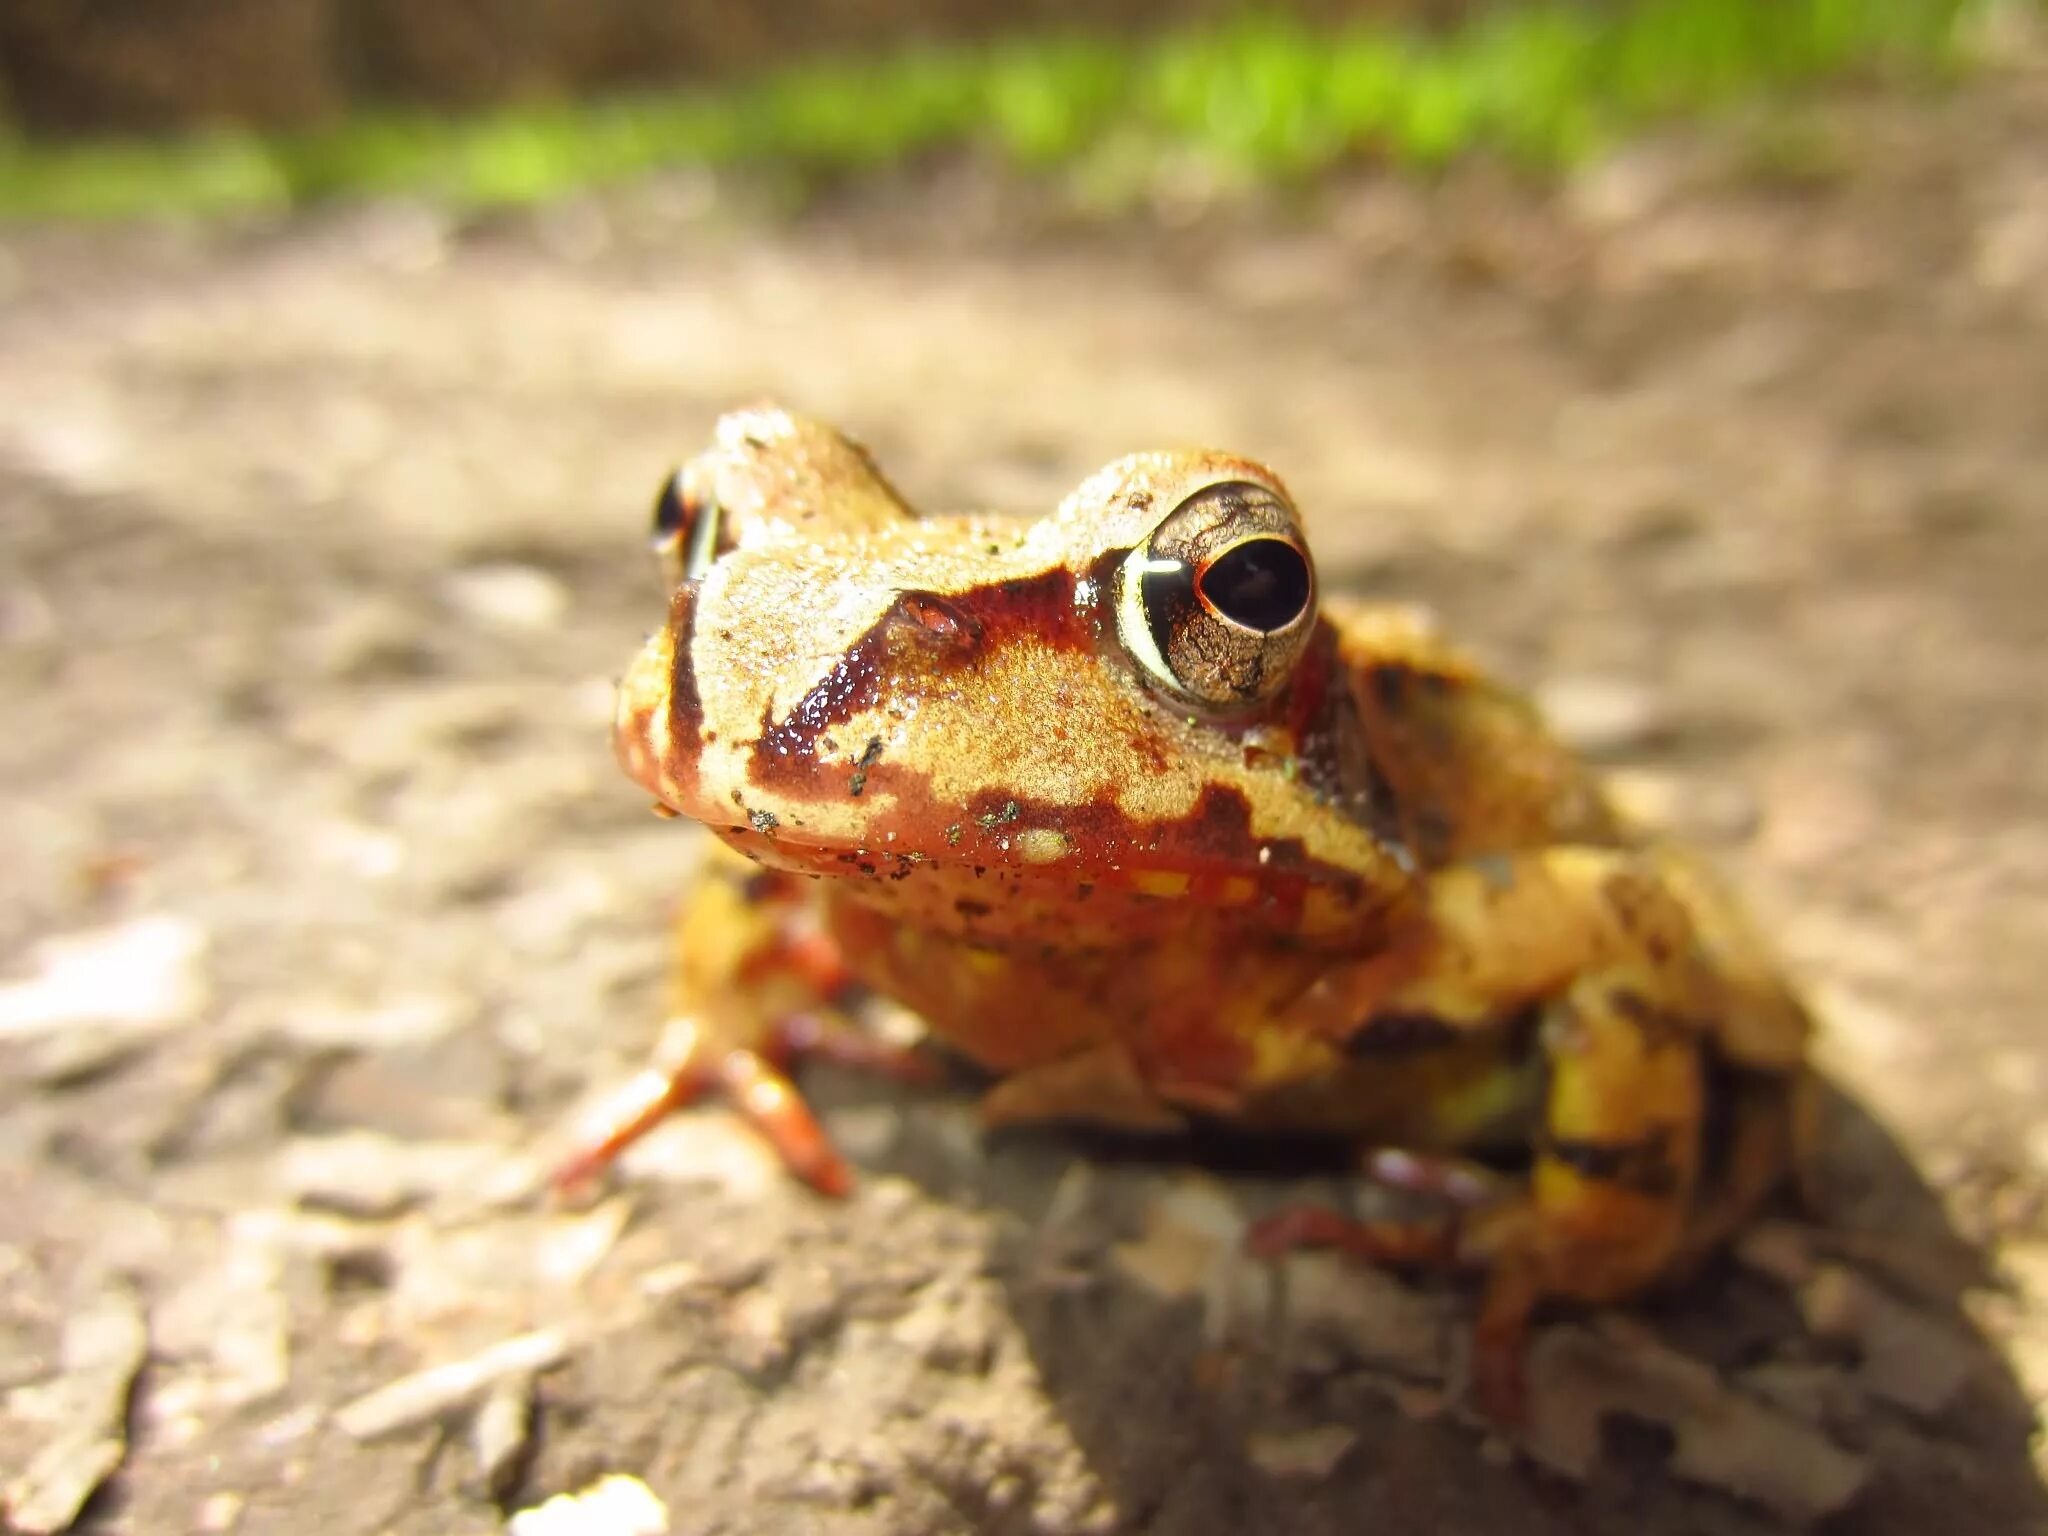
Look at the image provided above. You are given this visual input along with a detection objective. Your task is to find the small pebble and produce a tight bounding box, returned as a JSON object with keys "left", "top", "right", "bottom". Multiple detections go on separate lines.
{"left": 271, "top": 994, "right": 466, "bottom": 1051}
{"left": 0, "top": 914, "right": 208, "bottom": 1040}
{"left": 508, "top": 1474, "right": 668, "bottom": 1536}
{"left": 442, "top": 563, "right": 570, "bottom": 631}
{"left": 194, "top": 1491, "right": 245, "bottom": 1532}
{"left": 1244, "top": 1425, "right": 1359, "bottom": 1479}
{"left": 1280, "top": 1252, "right": 1448, "bottom": 1382}
{"left": 1110, "top": 1200, "right": 1227, "bottom": 1301}
{"left": 1535, "top": 675, "right": 1671, "bottom": 757}
{"left": 1604, "top": 768, "right": 1759, "bottom": 842}
{"left": 276, "top": 1132, "right": 508, "bottom": 1219}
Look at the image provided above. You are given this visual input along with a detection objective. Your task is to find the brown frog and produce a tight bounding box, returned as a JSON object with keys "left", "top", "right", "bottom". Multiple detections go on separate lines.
{"left": 565, "top": 406, "right": 1816, "bottom": 1419}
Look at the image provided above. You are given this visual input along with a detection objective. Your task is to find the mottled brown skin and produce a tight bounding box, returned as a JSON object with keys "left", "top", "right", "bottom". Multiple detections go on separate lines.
{"left": 575, "top": 405, "right": 1816, "bottom": 1422}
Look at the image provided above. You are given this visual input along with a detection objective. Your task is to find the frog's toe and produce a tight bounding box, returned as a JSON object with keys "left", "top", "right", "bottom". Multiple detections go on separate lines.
{"left": 549, "top": 1015, "right": 854, "bottom": 1198}
{"left": 1362, "top": 1147, "right": 1509, "bottom": 1208}
{"left": 550, "top": 1056, "right": 700, "bottom": 1193}
{"left": 1244, "top": 1205, "right": 1460, "bottom": 1268}
{"left": 716, "top": 1046, "right": 853, "bottom": 1196}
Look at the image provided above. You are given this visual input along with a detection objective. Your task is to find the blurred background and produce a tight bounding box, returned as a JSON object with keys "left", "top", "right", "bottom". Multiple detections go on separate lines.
{"left": 2, "top": 4, "right": 2045, "bottom": 1534}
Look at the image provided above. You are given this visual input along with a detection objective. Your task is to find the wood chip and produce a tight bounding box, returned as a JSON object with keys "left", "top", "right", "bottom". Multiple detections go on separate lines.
{"left": 151, "top": 1222, "right": 289, "bottom": 1416}
{"left": 1521, "top": 1322, "right": 1870, "bottom": 1526}
{"left": 1735, "top": 1219, "right": 1818, "bottom": 1286}
{"left": 333, "top": 1329, "right": 569, "bottom": 1441}
{"left": 1279, "top": 1252, "right": 1450, "bottom": 1382}
{"left": 1743, "top": 1220, "right": 1979, "bottom": 1417}
{"left": 275, "top": 1131, "right": 511, "bottom": 1219}
{"left": 1799, "top": 1263, "right": 1977, "bottom": 1416}
{"left": 469, "top": 1373, "right": 536, "bottom": 1502}
{"left": 1245, "top": 1424, "right": 1359, "bottom": 1479}
{"left": 3, "top": 1281, "right": 149, "bottom": 1534}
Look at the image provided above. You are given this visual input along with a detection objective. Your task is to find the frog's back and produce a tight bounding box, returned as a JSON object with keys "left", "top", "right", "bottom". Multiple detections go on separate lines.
{"left": 1327, "top": 604, "right": 1627, "bottom": 870}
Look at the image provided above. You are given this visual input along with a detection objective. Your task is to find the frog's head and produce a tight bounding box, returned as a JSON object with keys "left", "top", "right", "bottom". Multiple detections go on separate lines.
{"left": 616, "top": 408, "right": 1405, "bottom": 940}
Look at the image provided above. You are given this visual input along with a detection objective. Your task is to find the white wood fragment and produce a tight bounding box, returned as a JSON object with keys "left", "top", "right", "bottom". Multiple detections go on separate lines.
{"left": 2, "top": 1282, "right": 149, "bottom": 1534}
{"left": 470, "top": 1374, "right": 536, "bottom": 1501}
{"left": 333, "top": 1329, "right": 569, "bottom": 1441}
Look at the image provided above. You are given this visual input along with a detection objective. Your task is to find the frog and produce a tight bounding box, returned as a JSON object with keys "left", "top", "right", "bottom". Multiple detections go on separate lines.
{"left": 565, "top": 404, "right": 1817, "bottom": 1421}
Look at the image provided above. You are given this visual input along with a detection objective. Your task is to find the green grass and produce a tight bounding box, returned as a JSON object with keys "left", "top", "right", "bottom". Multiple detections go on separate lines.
{"left": 0, "top": 0, "right": 2010, "bottom": 220}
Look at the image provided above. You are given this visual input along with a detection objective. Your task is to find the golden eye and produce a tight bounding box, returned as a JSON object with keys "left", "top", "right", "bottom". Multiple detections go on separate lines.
{"left": 648, "top": 466, "right": 728, "bottom": 590}
{"left": 1115, "top": 479, "right": 1317, "bottom": 710}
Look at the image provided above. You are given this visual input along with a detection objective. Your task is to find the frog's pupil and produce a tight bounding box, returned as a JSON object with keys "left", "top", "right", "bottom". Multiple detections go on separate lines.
{"left": 1199, "top": 539, "right": 1310, "bottom": 632}
{"left": 651, "top": 470, "right": 686, "bottom": 539}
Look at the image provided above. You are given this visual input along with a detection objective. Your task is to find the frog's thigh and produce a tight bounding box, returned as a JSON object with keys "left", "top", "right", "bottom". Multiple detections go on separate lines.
{"left": 1513, "top": 971, "right": 1703, "bottom": 1300}
{"left": 977, "top": 1041, "right": 1190, "bottom": 1135}
{"left": 1375, "top": 846, "right": 1701, "bottom": 1027}
{"left": 1379, "top": 849, "right": 1707, "bottom": 1294}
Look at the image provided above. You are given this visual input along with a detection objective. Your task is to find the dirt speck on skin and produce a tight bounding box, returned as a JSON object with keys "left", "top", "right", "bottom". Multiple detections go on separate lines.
{"left": 3, "top": 60, "right": 2048, "bottom": 1536}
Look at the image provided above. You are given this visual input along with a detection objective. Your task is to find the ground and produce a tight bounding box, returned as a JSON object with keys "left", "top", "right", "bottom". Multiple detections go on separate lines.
{"left": 3, "top": 54, "right": 2047, "bottom": 1536}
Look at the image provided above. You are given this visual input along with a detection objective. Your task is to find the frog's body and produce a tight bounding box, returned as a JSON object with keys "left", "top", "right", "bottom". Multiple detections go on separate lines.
{"left": 578, "top": 406, "right": 1815, "bottom": 1418}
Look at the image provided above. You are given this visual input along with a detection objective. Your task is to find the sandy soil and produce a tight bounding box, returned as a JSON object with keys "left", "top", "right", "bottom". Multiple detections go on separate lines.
{"left": 2, "top": 57, "right": 2046, "bottom": 1536}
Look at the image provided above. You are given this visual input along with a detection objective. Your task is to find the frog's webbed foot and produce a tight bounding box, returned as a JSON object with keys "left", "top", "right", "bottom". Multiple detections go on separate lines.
{"left": 1246, "top": 1148, "right": 1500, "bottom": 1267}
{"left": 1246, "top": 1178, "right": 1541, "bottom": 1422}
{"left": 551, "top": 1011, "right": 942, "bottom": 1199}
{"left": 1246, "top": 1147, "right": 1531, "bottom": 1418}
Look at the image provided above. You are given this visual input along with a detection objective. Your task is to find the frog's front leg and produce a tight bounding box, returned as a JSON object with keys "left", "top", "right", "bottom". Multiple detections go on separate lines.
{"left": 1255, "top": 847, "right": 1770, "bottom": 1420}
{"left": 552, "top": 847, "right": 938, "bottom": 1197}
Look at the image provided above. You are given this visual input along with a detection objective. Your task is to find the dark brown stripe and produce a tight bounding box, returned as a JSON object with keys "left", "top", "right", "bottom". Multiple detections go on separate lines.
{"left": 1343, "top": 1011, "right": 1463, "bottom": 1056}
{"left": 1607, "top": 987, "right": 1708, "bottom": 1048}
{"left": 1540, "top": 1127, "right": 1681, "bottom": 1196}
{"left": 1284, "top": 627, "right": 1408, "bottom": 857}
{"left": 749, "top": 568, "right": 1079, "bottom": 793}
{"left": 666, "top": 582, "right": 704, "bottom": 749}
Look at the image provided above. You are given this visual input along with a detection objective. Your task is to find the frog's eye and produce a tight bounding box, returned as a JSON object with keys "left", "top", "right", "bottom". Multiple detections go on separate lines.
{"left": 648, "top": 467, "right": 728, "bottom": 590}
{"left": 1115, "top": 480, "right": 1317, "bottom": 710}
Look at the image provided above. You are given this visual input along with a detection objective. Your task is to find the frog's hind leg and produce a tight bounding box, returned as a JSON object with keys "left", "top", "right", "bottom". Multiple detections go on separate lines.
{"left": 1253, "top": 968, "right": 1706, "bottom": 1422}
{"left": 1665, "top": 1062, "right": 1817, "bottom": 1276}
{"left": 1470, "top": 967, "right": 1705, "bottom": 1416}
